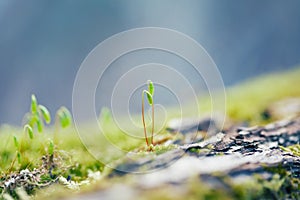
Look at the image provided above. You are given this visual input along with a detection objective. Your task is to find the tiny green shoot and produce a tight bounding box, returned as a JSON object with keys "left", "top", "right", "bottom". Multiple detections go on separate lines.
{"left": 57, "top": 106, "right": 72, "bottom": 128}
{"left": 26, "top": 94, "right": 51, "bottom": 134}
{"left": 17, "top": 152, "right": 21, "bottom": 165}
{"left": 12, "top": 94, "right": 53, "bottom": 168}
{"left": 31, "top": 94, "right": 38, "bottom": 114}
{"left": 24, "top": 124, "right": 34, "bottom": 139}
{"left": 54, "top": 106, "right": 72, "bottom": 146}
{"left": 142, "top": 80, "right": 155, "bottom": 148}
{"left": 36, "top": 117, "right": 43, "bottom": 133}
{"left": 13, "top": 136, "right": 21, "bottom": 165}
{"left": 39, "top": 105, "right": 51, "bottom": 124}
{"left": 13, "top": 136, "right": 19, "bottom": 149}
{"left": 48, "top": 140, "right": 54, "bottom": 156}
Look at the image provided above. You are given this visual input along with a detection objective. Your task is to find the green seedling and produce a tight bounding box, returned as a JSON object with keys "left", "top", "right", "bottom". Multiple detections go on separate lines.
{"left": 12, "top": 94, "right": 72, "bottom": 169}
{"left": 12, "top": 136, "right": 21, "bottom": 165}
{"left": 99, "top": 107, "right": 113, "bottom": 133}
{"left": 9, "top": 95, "right": 52, "bottom": 170}
{"left": 48, "top": 140, "right": 54, "bottom": 156}
{"left": 54, "top": 106, "right": 72, "bottom": 147}
{"left": 57, "top": 106, "right": 72, "bottom": 128}
{"left": 99, "top": 107, "right": 112, "bottom": 124}
{"left": 141, "top": 80, "right": 155, "bottom": 148}
{"left": 27, "top": 94, "right": 51, "bottom": 134}
{"left": 25, "top": 95, "right": 72, "bottom": 153}
{"left": 24, "top": 124, "right": 34, "bottom": 140}
{"left": 39, "top": 105, "right": 51, "bottom": 124}
{"left": 22, "top": 94, "right": 51, "bottom": 153}
{"left": 31, "top": 94, "right": 38, "bottom": 114}
{"left": 7, "top": 135, "right": 21, "bottom": 172}
{"left": 13, "top": 136, "right": 19, "bottom": 150}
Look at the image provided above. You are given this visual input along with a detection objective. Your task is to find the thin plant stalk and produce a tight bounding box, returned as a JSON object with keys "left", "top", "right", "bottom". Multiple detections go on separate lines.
{"left": 54, "top": 114, "right": 59, "bottom": 147}
{"left": 53, "top": 106, "right": 72, "bottom": 149}
{"left": 151, "top": 101, "right": 154, "bottom": 145}
{"left": 141, "top": 91, "right": 149, "bottom": 146}
{"left": 7, "top": 153, "right": 17, "bottom": 173}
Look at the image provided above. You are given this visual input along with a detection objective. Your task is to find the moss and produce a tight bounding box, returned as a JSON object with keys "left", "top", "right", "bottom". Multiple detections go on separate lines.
{"left": 187, "top": 147, "right": 211, "bottom": 155}
{"left": 230, "top": 165, "right": 300, "bottom": 200}
{"left": 1, "top": 67, "right": 300, "bottom": 199}
{"left": 226, "top": 67, "right": 300, "bottom": 125}
{"left": 150, "top": 144, "right": 178, "bottom": 155}
{"left": 280, "top": 144, "right": 300, "bottom": 157}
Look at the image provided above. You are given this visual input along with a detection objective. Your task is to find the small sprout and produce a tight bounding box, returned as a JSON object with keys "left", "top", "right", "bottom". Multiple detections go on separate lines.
{"left": 54, "top": 106, "right": 72, "bottom": 146}
{"left": 148, "top": 80, "right": 154, "bottom": 96}
{"left": 99, "top": 107, "right": 112, "bottom": 123}
{"left": 48, "top": 140, "right": 54, "bottom": 155}
{"left": 145, "top": 90, "right": 153, "bottom": 105}
{"left": 24, "top": 124, "right": 34, "bottom": 139}
{"left": 142, "top": 80, "right": 155, "bottom": 148}
{"left": 13, "top": 136, "right": 19, "bottom": 149}
{"left": 27, "top": 94, "right": 51, "bottom": 132}
{"left": 31, "top": 94, "right": 38, "bottom": 114}
{"left": 57, "top": 107, "right": 72, "bottom": 128}
{"left": 39, "top": 105, "right": 51, "bottom": 124}
{"left": 17, "top": 152, "right": 21, "bottom": 164}
{"left": 10, "top": 136, "right": 22, "bottom": 170}
{"left": 36, "top": 117, "right": 43, "bottom": 133}
{"left": 28, "top": 114, "right": 37, "bottom": 127}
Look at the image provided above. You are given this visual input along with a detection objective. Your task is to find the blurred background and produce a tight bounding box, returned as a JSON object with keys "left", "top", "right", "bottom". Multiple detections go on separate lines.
{"left": 1, "top": 0, "right": 300, "bottom": 125}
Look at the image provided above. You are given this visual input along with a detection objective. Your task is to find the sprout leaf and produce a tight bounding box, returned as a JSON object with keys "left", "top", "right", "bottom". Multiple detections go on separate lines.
{"left": 24, "top": 125, "right": 34, "bottom": 139}
{"left": 36, "top": 117, "right": 43, "bottom": 133}
{"left": 39, "top": 105, "right": 51, "bottom": 124}
{"left": 58, "top": 107, "right": 72, "bottom": 128}
{"left": 48, "top": 140, "right": 54, "bottom": 155}
{"left": 148, "top": 80, "right": 154, "bottom": 96}
{"left": 100, "top": 107, "right": 112, "bottom": 123}
{"left": 13, "top": 136, "right": 19, "bottom": 149}
{"left": 31, "top": 94, "right": 38, "bottom": 114}
{"left": 145, "top": 91, "right": 153, "bottom": 105}
{"left": 17, "top": 152, "right": 21, "bottom": 164}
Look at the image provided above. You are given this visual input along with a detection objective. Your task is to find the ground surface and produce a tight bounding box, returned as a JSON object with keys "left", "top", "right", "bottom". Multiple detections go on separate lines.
{"left": 67, "top": 116, "right": 300, "bottom": 200}
{"left": 1, "top": 67, "right": 300, "bottom": 200}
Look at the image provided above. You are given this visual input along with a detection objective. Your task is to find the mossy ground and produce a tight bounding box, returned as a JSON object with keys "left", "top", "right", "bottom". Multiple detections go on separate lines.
{"left": 1, "top": 66, "right": 300, "bottom": 199}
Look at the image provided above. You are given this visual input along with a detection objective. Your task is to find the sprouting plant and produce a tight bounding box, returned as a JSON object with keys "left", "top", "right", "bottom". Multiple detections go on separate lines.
{"left": 24, "top": 124, "right": 34, "bottom": 140}
{"left": 26, "top": 95, "right": 52, "bottom": 154}
{"left": 8, "top": 95, "right": 52, "bottom": 170}
{"left": 26, "top": 94, "right": 51, "bottom": 134}
{"left": 3, "top": 94, "right": 74, "bottom": 196}
{"left": 11, "top": 94, "right": 72, "bottom": 170}
{"left": 7, "top": 135, "right": 20, "bottom": 172}
{"left": 99, "top": 107, "right": 113, "bottom": 133}
{"left": 13, "top": 136, "right": 21, "bottom": 164}
{"left": 53, "top": 106, "right": 72, "bottom": 147}
{"left": 27, "top": 95, "right": 72, "bottom": 151}
{"left": 141, "top": 80, "right": 155, "bottom": 148}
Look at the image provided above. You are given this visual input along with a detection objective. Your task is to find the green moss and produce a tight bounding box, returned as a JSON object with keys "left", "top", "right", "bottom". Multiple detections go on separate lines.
{"left": 187, "top": 147, "right": 211, "bottom": 155}
{"left": 226, "top": 67, "right": 300, "bottom": 124}
{"left": 1, "top": 67, "right": 300, "bottom": 199}
{"left": 150, "top": 144, "right": 178, "bottom": 155}
{"left": 280, "top": 144, "right": 300, "bottom": 157}
{"left": 230, "top": 172, "right": 299, "bottom": 200}
{"left": 229, "top": 164, "right": 300, "bottom": 200}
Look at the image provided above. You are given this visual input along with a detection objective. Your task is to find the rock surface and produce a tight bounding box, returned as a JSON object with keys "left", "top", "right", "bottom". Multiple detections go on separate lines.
{"left": 69, "top": 117, "right": 300, "bottom": 200}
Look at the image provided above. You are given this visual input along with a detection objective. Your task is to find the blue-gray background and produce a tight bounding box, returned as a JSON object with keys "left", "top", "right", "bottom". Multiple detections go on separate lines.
{"left": 1, "top": 0, "right": 300, "bottom": 125}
